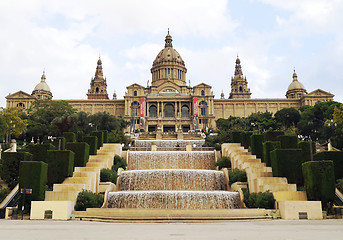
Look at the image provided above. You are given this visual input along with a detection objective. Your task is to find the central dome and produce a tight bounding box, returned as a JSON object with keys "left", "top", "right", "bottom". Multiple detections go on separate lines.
{"left": 150, "top": 31, "right": 187, "bottom": 87}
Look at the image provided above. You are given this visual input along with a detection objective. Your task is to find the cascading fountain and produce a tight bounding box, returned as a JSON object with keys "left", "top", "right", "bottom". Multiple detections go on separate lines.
{"left": 135, "top": 139, "right": 205, "bottom": 148}
{"left": 107, "top": 140, "right": 240, "bottom": 210}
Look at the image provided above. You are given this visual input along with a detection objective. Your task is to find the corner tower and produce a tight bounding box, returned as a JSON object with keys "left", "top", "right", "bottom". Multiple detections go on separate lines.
{"left": 87, "top": 57, "right": 109, "bottom": 99}
{"left": 229, "top": 56, "right": 251, "bottom": 99}
{"left": 150, "top": 30, "right": 187, "bottom": 87}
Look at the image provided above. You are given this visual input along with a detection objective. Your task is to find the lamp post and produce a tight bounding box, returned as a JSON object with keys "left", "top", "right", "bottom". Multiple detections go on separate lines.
{"left": 89, "top": 123, "right": 97, "bottom": 131}
{"left": 9, "top": 120, "right": 15, "bottom": 144}
{"left": 48, "top": 136, "right": 61, "bottom": 150}
{"left": 251, "top": 122, "right": 260, "bottom": 134}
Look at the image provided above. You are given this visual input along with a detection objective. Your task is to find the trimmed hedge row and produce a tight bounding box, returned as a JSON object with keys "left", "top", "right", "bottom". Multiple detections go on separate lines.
{"left": 102, "top": 130, "right": 108, "bottom": 143}
{"left": 313, "top": 151, "right": 343, "bottom": 180}
{"left": 264, "top": 131, "right": 284, "bottom": 141}
{"left": 270, "top": 149, "right": 303, "bottom": 185}
{"left": 66, "top": 142, "right": 90, "bottom": 167}
{"left": 1, "top": 152, "right": 32, "bottom": 189}
{"left": 19, "top": 161, "right": 48, "bottom": 203}
{"left": 250, "top": 134, "right": 264, "bottom": 160}
{"left": 241, "top": 131, "right": 253, "bottom": 149}
{"left": 302, "top": 160, "right": 335, "bottom": 208}
{"left": 28, "top": 143, "right": 55, "bottom": 162}
{"left": 46, "top": 150, "right": 74, "bottom": 187}
{"left": 263, "top": 141, "right": 281, "bottom": 167}
{"left": 230, "top": 131, "right": 242, "bottom": 144}
{"left": 62, "top": 132, "right": 76, "bottom": 143}
{"left": 298, "top": 141, "right": 316, "bottom": 163}
{"left": 84, "top": 136, "right": 98, "bottom": 155}
{"left": 277, "top": 135, "right": 298, "bottom": 149}
{"left": 91, "top": 131, "right": 104, "bottom": 149}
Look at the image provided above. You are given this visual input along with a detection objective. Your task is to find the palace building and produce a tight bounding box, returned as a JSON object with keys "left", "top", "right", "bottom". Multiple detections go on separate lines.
{"left": 6, "top": 31, "right": 334, "bottom": 132}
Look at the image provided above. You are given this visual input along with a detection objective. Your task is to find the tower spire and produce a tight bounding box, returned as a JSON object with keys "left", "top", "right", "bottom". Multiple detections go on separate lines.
{"left": 165, "top": 29, "right": 173, "bottom": 48}
{"left": 229, "top": 56, "right": 251, "bottom": 99}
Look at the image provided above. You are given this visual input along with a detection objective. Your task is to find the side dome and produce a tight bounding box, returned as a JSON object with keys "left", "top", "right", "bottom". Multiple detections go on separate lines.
{"left": 32, "top": 71, "right": 53, "bottom": 99}
{"left": 150, "top": 30, "right": 187, "bottom": 87}
{"left": 286, "top": 70, "right": 307, "bottom": 99}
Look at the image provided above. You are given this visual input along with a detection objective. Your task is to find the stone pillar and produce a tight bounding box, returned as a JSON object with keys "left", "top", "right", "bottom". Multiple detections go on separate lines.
{"left": 186, "top": 144, "right": 192, "bottom": 151}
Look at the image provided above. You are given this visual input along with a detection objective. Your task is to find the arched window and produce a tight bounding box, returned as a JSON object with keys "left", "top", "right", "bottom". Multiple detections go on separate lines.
{"left": 149, "top": 105, "right": 157, "bottom": 118}
{"left": 181, "top": 105, "right": 189, "bottom": 118}
{"left": 96, "top": 87, "right": 99, "bottom": 93}
{"left": 199, "top": 101, "right": 207, "bottom": 116}
{"left": 131, "top": 101, "right": 139, "bottom": 116}
{"left": 201, "top": 90, "right": 205, "bottom": 96}
{"left": 133, "top": 90, "right": 137, "bottom": 96}
{"left": 239, "top": 86, "right": 243, "bottom": 92}
{"left": 164, "top": 104, "right": 174, "bottom": 118}
{"left": 17, "top": 102, "right": 25, "bottom": 108}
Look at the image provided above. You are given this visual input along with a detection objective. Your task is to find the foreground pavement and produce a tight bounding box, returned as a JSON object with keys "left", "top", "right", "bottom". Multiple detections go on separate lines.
{"left": 0, "top": 219, "right": 342, "bottom": 240}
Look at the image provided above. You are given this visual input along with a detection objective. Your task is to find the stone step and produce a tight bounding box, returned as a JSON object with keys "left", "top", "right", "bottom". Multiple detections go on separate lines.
{"left": 45, "top": 191, "right": 80, "bottom": 201}
{"left": 53, "top": 184, "right": 86, "bottom": 192}
{"left": 260, "top": 183, "right": 297, "bottom": 192}
{"left": 63, "top": 177, "right": 94, "bottom": 191}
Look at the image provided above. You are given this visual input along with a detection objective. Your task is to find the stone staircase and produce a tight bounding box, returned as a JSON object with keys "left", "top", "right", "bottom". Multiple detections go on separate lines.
{"left": 222, "top": 143, "right": 323, "bottom": 220}
{"left": 30, "top": 143, "right": 122, "bottom": 220}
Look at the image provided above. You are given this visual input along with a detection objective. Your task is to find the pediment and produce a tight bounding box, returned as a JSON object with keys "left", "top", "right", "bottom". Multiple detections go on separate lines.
{"left": 126, "top": 83, "right": 145, "bottom": 89}
{"left": 6, "top": 91, "right": 36, "bottom": 99}
{"left": 156, "top": 81, "right": 181, "bottom": 93}
{"left": 306, "top": 89, "right": 334, "bottom": 97}
{"left": 193, "top": 83, "right": 212, "bottom": 89}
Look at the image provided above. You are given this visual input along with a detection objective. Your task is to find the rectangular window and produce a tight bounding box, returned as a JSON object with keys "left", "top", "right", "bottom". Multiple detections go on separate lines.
{"left": 165, "top": 68, "right": 167, "bottom": 78}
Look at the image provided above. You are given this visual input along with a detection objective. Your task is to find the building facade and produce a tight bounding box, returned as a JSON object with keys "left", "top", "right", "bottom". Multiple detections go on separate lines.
{"left": 6, "top": 32, "right": 334, "bottom": 132}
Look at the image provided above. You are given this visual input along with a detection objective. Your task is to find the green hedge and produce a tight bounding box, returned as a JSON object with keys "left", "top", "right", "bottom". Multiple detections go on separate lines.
{"left": 230, "top": 131, "right": 242, "bottom": 143}
{"left": 250, "top": 134, "right": 264, "bottom": 160}
{"left": 1, "top": 152, "right": 32, "bottom": 189}
{"left": 298, "top": 141, "right": 316, "bottom": 163}
{"left": 76, "top": 131, "right": 84, "bottom": 142}
{"left": 229, "top": 169, "right": 247, "bottom": 185}
{"left": 66, "top": 142, "right": 90, "bottom": 167}
{"left": 302, "top": 160, "right": 335, "bottom": 209}
{"left": 51, "top": 137, "right": 66, "bottom": 150}
{"left": 243, "top": 191, "right": 275, "bottom": 209}
{"left": 277, "top": 135, "right": 298, "bottom": 149}
{"left": 264, "top": 131, "right": 284, "bottom": 141}
{"left": 28, "top": 143, "right": 56, "bottom": 163}
{"left": 313, "top": 151, "right": 343, "bottom": 180}
{"left": 19, "top": 161, "right": 48, "bottom": 212}
{"left": 102, "top": 130, "right": 108, "bottom": 143}
{"left": 100, "top": 168, "right": 117, "bottom": 183}
{"left": 62, "top": 132, "right": 76, "bottom": 143}
{"left": 83, "top": 136, "right": 98, "bottom": 155}
{"left": 215, "top": 156, "right": 231, "bottom": 170}
{"left": 270, "top": 149, "right": 303, "bottom": 185}
{"left": 112, "top": 155, "right": 127, "bottom": 172}
{"left": 263, "top": 141, "right": 281, "bottom": 167}
{"left": 91, "top": 131, "right": 104, "bottom": 149}
{"left": 74, "top": 190, "right": 104, "bottom": 211}
{"left": 241, "top": 131, "right": 253, "bottom": 149}
{"left": 46, "top": 150, "right": 74, "bottom": 187}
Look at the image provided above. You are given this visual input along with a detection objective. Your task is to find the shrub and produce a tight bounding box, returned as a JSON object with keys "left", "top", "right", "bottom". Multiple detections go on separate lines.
{"left": 215, "top": 157, "right": 231, "bottom": 169}
{"left": 51, "top": 137, "right": 66, "bottom": 150}
{"left": 108, "top": 130, "right": 129, "bottom": 144}
{"left": 19, "top": 161, "right": 48, "bottom": 212}
{"left": 74, "top": 190, "right": 104, "bottom": 211}
{"left": 83, "top": 136, "right": 98, "bottom": 155}
{"left": 250, "top": 134, "right": 264, "bottom": 160}
{"left": 230, "top": 131, "right": 242, "bottom": 143}
{"left": 243, "top": 191, "right": 275, "bottom": 209}
{"left": 76, "top": 131, "right": 84, "bottom": 142}
{"left": 28, "top": 143, "right": 56, "bottom": 163}
{"left": 337, "top": 179, "right": 343, "bottom": 193}
{"left": 264, "top": 131, "right": 284, "bottom": 141}
{"left": 112, "top": 155, "right": 127, "bottom": 172}
{"left": 313, "top": 151, "right": 343, "bottom": 180}
{"left": 0, "top": 186, "right": 10, "bottom": 203}
{"left": 1, "top": 152, "right": 32, "bottom": 189}
{"left": 241, "top": 131, "right": 253, "bottom": 149}
{"left": 101, "top": 130, "right": 108, "bottom": 143}
{"left": 100, "top": 168, "right": 117, "bottom": 183}
{"left": 91, "top": 131, "right": 104, "bottom": 149}
{"left": 270, "top": 149, "right": 303, "bottom": 185}
{"left": 62, "top": 132, "right": 76, "bottom": 143}
{"left": 66, "top": 142, "right": 90, "bottom": 167}
{"left": 46, "top": 150, "right": 74, "bottom": 187}
{"left": 298, "top": 141, "right": 316, "bottom": 163}
{"left": 302, "top": 161, "right": 335, "bottom": 209}
{"left": 277, "top": 135, "right": 298, "bottom": 149}
{"left": 229, "top": 169, "right": 247, "bottom": 185}
{"left": 263, "top": 141, "right": 280, "bottom": 166}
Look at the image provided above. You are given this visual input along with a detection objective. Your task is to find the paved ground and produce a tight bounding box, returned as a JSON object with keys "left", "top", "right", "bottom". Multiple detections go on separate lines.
{"left": 0, "top": 219, "right": 342, "bottom": 240}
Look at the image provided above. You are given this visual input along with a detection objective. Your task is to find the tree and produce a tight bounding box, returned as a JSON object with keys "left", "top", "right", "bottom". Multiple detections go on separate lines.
{"left": 26, "top": 99, "right": 76, "bottom": 139}
{"left": 274, "top": 108, "right": 301, "bottom": 128}
{"left": 0, "top": 107, "right": 27, "bottom": 142}
{"left": 0, "top": 114, "right": 7, "bottom": 141}
{"left": 247, "top": 112, "right": 278, "bottom": 132}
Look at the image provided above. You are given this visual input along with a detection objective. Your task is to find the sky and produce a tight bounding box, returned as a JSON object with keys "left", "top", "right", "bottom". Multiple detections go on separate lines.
{"left": 1, "top": 0, "right": 342, "bottom": 108}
